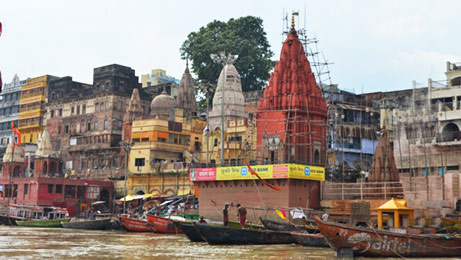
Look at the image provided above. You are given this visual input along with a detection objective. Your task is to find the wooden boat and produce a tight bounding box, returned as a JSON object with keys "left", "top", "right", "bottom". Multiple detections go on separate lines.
{"left": 290, "top": 232, "right": 329, "bottom": 247}
{"left": 193, "top": 223, "right": 295, "bottom": 245}
{"left": 172, "top": 221, "right": 204, "bottom": 242}
{"left": 62, "top": 218, "right": 111, "bottom": 230}
{"left": 260, "top": 218, "right": 318, "bottom": 233}
{"left": 17, "top": 218, "right": 70, "bottom": 228}
{"left": 120, "top": 216, "right": 155, "bottom": 232}
{"left": 315, "top": 218, "right": 461, "bottom": 257}
{"left": 441, "top": 217, "right": 461, "bottom": 233}
{"left": 146, "top": 214, "right": 182, "bottom": 233}
{"left": 228, "top": 220, "right": 265, "bottom": 230}
{"left": 0, "top": 205, "right": 68, "bottom": 227}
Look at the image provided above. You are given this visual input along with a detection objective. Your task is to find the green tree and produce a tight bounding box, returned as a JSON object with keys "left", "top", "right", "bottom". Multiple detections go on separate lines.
{"left": 180, "top": 16, "right": 274, "bottom": 99}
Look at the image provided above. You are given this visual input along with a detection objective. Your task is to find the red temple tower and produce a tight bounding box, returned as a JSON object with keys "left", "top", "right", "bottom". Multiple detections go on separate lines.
{"left": 257, "top": 19, "right": 327, "bottom": 165}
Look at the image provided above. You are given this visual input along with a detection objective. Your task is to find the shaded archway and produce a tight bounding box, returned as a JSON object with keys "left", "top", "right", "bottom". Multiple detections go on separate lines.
{"left": 442, "top": 123, "right": 460, "bottom": 141}
{"left": 135, "top": 190, "right": 145, "bottom": 195}
{"left": 43, "top": 161, "right": 48, "bottom": 175}
{"left": 451, "top": 77, "right": 461, "bottom": 86}
{"left": 50, "top": 162, "right": 57, "bottom": 174}
{"left": 13, "top": 166, "right": 22, "bottom": 178}
{"left": 100, "top": 189, "right": 110, "bottom": 208}
{"left": 314, "top": 150, "right": 320, "bottom": 165}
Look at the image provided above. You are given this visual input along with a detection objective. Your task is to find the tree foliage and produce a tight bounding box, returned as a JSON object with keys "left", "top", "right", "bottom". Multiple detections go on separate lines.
{"left": 180, "top": 16, "right": 275, "bottom": 98}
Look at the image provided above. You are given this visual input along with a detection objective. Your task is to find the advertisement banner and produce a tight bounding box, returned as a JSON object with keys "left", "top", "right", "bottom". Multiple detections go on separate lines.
{"left": 216, "top": 165, "right": 274, "bottom": 181}
{"left": 190, "top": 164, "right": 324, "bottom": 181}
{"left": 190, "top": 167, "right": 216, "bottom": 181}
{"left": 288, "top": 164, "right": 325, "bottom": 181}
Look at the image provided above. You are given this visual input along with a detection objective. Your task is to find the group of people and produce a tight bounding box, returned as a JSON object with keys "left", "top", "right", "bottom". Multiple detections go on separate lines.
{"left": 222, "top": 203, "right": 247, "bottom": 228}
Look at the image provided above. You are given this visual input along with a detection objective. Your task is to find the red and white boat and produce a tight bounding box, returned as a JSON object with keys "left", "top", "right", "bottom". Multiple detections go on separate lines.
{"left": 146, "top": 214, "right": 182, "bottom": 233}
{"left": 120, "top": 216, "right": 155, "bottom": 232}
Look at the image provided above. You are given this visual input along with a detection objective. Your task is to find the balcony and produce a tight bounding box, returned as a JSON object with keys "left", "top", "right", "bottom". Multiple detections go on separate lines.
{"left": 436, "top": 131, "right": 461, "bottom": 145}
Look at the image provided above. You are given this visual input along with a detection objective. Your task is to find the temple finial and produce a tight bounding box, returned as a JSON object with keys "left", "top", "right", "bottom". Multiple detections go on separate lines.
{"left": 291, "top": 15, "right": 295, "bottom": 29}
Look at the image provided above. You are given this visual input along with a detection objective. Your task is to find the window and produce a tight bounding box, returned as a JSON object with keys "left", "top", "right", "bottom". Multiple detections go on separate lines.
{"left": 87, "top": 186, "right": 99, "bottom": 199}
{"left": 48, "top": 184, "right": 53, "bottom": 193}
{"left": 51, "top": 110, "right": 54, "bottom": 118}
{"left": 104, "top": 120, "right": 108, "bottom": 130}
{"left": 214, "top": 138, "right": 218, "bottom": 147}
{"left": 100, "top": 103, "right": 104, "bottom": 112}
{"left": 82, "top": 104, "right": 86, "bottom": 114}
{"left": 118, "top": 120, "right": 122, "bottom": 130}
{"left": 95, "top": 103, "right": 99, "bottom": 112}
{"left": 77, "top": 186, "right": 85, "bottom": 199}
{"left": 59, "top": 109, "right": 62, "bottom": 116}
{"left": 71, "top": 106, "right": 74, "bottom": 114}
{"left": 65, "top": 125, "right": 69, "bottom": 134}
{"left": 64, "top": 185, "right": 76, "bottom": 198}
{"left": 76, "top": 105, "right": 80, "bottom": 114}
{"left": 24, "top": 184, "right": 29, "bottom": 195}
{"left": 94, "top": 121, "right": 98, "bottom": 130}
{"left": 119, "top": 102, "right": 123, "bottom": 110}
{"left": 58, "top": 126, "right": 61, "bottom": 135}
{"left": 105, "top": 102, "right": 109, "bottom": 110}
{"left": 135, "top": 158, "right": 145, "bottom": 167}
{"left": 57, "top": 140, "right": 61, "bottom": 150}
{"left": 87, "top": 122, "right": 91, "bottom": 131}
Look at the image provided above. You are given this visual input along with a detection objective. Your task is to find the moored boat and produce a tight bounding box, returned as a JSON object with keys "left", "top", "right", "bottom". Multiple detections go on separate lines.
{"left": 441, "top": 217, "right": 461, "bottom": 233}
{"left": 1, "top": 205, "right": 69, "bottom": 227}
{"left": 17, "top": 218, "right": 70, "bottom": 228}
{"left": 315, "top": 218, "right": 461, "bottom": 257}
{"left": 172, "top": 221, "right": 204, "bottom": 242}
{"left": 260, "top": 217, "right": 317, "bottom": 233}
{"left": 62, "top": 218, "right": 111, "bottom": 230}
{"left": 146, "top": 214, "right": 182, "bottom": 233}
{"left": 290, "top": 232, "right": 328, "bottom": 247}
{"left": 193, "top": 223, "right": 295, "bottom": 245}
{"left": 120, "top": 216, "right": 155, "bottom": 232}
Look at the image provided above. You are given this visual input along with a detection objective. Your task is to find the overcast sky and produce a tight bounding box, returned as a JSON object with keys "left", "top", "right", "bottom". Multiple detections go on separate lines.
{"left": 1, "top": 0, "right": 460, "bottom": 94}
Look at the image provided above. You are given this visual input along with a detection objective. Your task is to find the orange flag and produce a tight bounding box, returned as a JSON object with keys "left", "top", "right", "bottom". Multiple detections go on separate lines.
{"left": 244, "top": 159, "right": 281, "bottom": 191}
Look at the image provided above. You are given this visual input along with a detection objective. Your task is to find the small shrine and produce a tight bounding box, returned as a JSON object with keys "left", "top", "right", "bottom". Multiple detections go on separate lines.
{"left": 377, "top": 198, "right": 414, "bottom": 229}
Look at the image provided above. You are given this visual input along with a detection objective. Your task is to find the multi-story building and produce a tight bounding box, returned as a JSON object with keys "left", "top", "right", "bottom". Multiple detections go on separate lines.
{"left": 123, "top": 64, "right": 206, "bottom": 195}
{"left": 18, "top": 75, "right": 58, "bottom": 145}
{"left": 45, "top": 64, "right": 152, "bottom": 180}
{"left": 141, "top": 69, "right": 180, "bottom": 100}
{"left": 324, "top": 85, "right": 380, "bottom": 181}
{"left": 0, "top": 75, "right": 24, "bottom": 156}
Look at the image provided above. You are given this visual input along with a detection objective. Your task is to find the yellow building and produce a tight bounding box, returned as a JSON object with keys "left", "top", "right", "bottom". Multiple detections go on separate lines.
{"left": 202, "top": 118, "right": 257, "bottom": 166}
{"left": 18, "top": 75, "right": 58, "bottom": 144}
{"left": 125, "top": 64, "right": 205, "bottom": 196}
{"left": 141, "top": 69, "right": 166, "bottom": 88}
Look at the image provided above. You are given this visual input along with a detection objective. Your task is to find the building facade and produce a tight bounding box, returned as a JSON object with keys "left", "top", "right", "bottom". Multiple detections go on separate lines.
{"left": 18, "top": 75, "right": 58, "bottom": 145}
{"left": 45, "top": 64, "right": 151, "bottom": 180}
{"left": 0, "top": 75, "right": 24, "bottom": 157}
{"left": 141, "top": 69, "right": 180, "bottom": 100}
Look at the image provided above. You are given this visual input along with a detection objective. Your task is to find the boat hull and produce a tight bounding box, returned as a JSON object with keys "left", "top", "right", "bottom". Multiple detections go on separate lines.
{"left": 62, "top": 218, "right": 111, "bottom": 230}
{"left": 315, "top": 218, "right": 461, "bottom": 257}
{"left": 194, "top": 223, "right": 295, "bottom": 245}
{"left": 0, "top": 215, "right": 19, "bottom": 226}
{"left": 17, "top": 218, "right": 70, "bottom": 228}
{"left": 120, "top": 217, "right": 155, "bottom": 232}
{"left": 173, "top": 221, "right": 204, "bottom": 242}
{"left": 146, "top": 215, "right": 182, "bottom": 234}
{"left": 290, "top": 232, "right": 329, "bottom": 247}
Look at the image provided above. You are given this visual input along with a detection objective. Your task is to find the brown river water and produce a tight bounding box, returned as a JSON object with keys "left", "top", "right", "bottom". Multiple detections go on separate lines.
{"left": 0, "top": 226, "right": 459, "bottom": 260}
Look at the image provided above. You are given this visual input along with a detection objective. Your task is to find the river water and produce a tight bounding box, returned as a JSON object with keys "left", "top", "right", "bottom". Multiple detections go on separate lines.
{"left": 0, "top": 226, "right": 459, "bottom": 260}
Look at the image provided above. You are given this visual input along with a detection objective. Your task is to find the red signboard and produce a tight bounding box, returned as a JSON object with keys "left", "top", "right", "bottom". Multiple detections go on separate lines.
{"left": 190, "top": 167, "right": 216, "bottom": 181}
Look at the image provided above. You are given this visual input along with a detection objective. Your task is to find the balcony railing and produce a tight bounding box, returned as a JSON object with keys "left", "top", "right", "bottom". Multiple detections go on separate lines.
{"left": 436, "top": 131, "right": 461, "bottom": 142}
{"left": 321, "top": 181, "right": 404, "bottom": 200}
